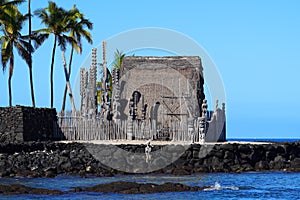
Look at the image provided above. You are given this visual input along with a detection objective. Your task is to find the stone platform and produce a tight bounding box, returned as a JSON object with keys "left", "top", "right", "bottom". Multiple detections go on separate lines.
{"left": 0, "top": 141, "right": 299, "bottom": 177}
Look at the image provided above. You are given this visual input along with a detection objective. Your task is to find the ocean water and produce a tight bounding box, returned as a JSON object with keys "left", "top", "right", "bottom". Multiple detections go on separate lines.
{"left": 0, "top": 172, "right": 299, "bottom": 199}
{"left": 227, "top": 138, "right": 300, "bottom": 143}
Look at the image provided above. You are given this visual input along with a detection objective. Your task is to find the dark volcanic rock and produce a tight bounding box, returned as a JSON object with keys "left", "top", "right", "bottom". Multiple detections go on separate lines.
{"left": 220, "top": 143, "right": 235, "bottom": 151}
{"left": 238, "top": 145, "right": 252, "bottom": 154}
{"left": 266, "top": 150, "right": 277, "bottom": 161}
{"left": 72, "top": 181, "right": 208, "bottom": 194}
{"left": 291, "top": 158, "right": 300, "bottom": 170}
{"left": 0, "top": 184, "right": 63, "bottom": 195}
{"left": 255, "top": 161, "right": 270, "bottom": 170}
{"left": 0, "top": 141, "right": 299, "bottom": 177}
{"left": 172, "top": 168, "right": 192, "bottom": 175}
{"left": 0, "top": 182, "right": 209, "bottom": 196}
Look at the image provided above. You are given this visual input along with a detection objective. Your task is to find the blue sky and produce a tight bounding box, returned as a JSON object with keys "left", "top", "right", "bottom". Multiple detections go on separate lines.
{"left": 1, "top": 0, "right": 299, "bottom": 138}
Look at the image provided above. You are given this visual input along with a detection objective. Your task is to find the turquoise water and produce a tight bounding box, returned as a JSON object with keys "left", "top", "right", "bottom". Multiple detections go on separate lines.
{"left": 0, "top": 172, "right": 299, "bottom": 199}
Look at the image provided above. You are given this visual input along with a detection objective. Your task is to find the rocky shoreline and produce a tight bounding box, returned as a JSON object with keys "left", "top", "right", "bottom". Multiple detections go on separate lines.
{"left": 0, "top": 181, "right": 209, "bottom": 195}
{"left": 71, "top": 181, "right": 209, "bottom": 194}
{"left": 0, "top": 141, "right": 299, "bottom": 178}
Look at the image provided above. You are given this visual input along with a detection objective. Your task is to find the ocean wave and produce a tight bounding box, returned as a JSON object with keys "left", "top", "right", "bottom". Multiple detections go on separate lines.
{"left": 204, "top": 182, "right": 239, "bottom": 191}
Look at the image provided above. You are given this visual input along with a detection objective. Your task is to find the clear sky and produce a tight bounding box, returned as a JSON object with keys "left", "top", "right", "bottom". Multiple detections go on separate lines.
{"left": 1, "top": 0, "right": 299, "bottom": 139}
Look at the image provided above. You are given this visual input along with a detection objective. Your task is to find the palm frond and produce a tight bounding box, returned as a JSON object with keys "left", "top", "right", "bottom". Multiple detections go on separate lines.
{"left": 18, "top": 38, "right": 34, "bottom": 53}
{"left": 0, "top": 0, "right": 24, "bottom": 7}
{"left": 113, "top": 49, "right": 125, "bottom": 69}
{"left": 1, "top": 40, "right": 12, "bottom": 71}
{"left": 57, "top": 34, "right": 74, "bottom": 51}
{"left": 30, "top": 32, "right": 50, "bottom": 48}
{"left": 63, "top": 5, "right": 93, "bottom": 52}
{"left": 14, "top": 41, "right": 30, "bottom": 65}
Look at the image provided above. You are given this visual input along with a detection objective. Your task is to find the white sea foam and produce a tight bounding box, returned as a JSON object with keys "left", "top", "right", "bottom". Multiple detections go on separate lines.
{"left": 204, "top": 182, "right": 239, "bottom": 191}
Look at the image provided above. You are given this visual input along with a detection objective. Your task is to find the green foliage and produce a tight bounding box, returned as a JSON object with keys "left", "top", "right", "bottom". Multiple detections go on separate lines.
{"left": 0, "top": 0, "right": 25, "bottom": 26}
{"left": 0, "top": 1, "right": 34, "bottom": 106}
{"left": 33, "top": 2, "right": 93, "bottom": 53}
{"left": 113, "top": 49, "right": 125, "bottom": 69}
{"left": 0, "top": 1, "right": 94, "bottom": 107}
{"left": 67, "top": 5, "right": 93, "bottom": 54}
{"left": 0, "top": 3, "right": 33, "bottom": 72}
{"left": 33, "top": 1, "right": 78, "bottom": 51}
{"left": 33, "top": 1, "right": 93, "bottom": 108}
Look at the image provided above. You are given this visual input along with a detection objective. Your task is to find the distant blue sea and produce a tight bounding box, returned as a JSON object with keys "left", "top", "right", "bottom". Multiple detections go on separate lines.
{"left": 0, "top": 172, "right": 299, "bottom": 199}
{"left": 227, "top": 138, "right": 300, "bottom": 143}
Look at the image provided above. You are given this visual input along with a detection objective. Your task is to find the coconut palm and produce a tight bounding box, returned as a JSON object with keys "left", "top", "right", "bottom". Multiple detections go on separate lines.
{"left": 1, "top": 0, "right": 36, "bottom": 107}
{"left": 61, "top": 5, "right": 93, "bottom": 112}
{"left": 34, "top": 2, "right": 76, "bottom": 108}
{"left": 0, "top": 5, "right": 34, "bottom": 106}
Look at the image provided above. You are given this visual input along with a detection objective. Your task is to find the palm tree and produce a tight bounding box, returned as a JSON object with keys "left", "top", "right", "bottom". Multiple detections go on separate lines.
{"left": 1, "top": 0, "right": 36, "bottom": 107}
{"left": 61, "top": 5, "right": 93, "bottom": 112}
{"left": 34, "top": 1, "right": 73, "bottom": 108}
{"left": 0, "top": 4, "right": 34, "bottom": 106}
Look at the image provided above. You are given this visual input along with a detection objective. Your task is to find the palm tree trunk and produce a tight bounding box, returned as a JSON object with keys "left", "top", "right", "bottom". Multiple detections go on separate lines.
{"left": 29, "top": 66, "right": 35, "bottom": 107}
{"left": 8, "top": 55, "right": 14, "bottom": 107}
{"left": 8, "top": 75, "right": 12, "bottom": 106}
{"left": 62, "top": 51, "right": 76, "bottom": 113}
{"left": 28, "top": 0, "right": 35, "bottom": 107}
{"left": 61, "top": 47, "right": 74, "bottom": 112}
{"left": 50, "top": 36, "right": 57, "bottom": 108}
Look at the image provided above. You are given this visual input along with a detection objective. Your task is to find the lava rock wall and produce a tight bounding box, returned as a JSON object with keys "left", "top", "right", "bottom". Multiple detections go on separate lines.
{"left": 0, "top": 106, "right": 59, "bottom": 143}
{"left": 0, "top": 142, "right": 299, "bottom": 177}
